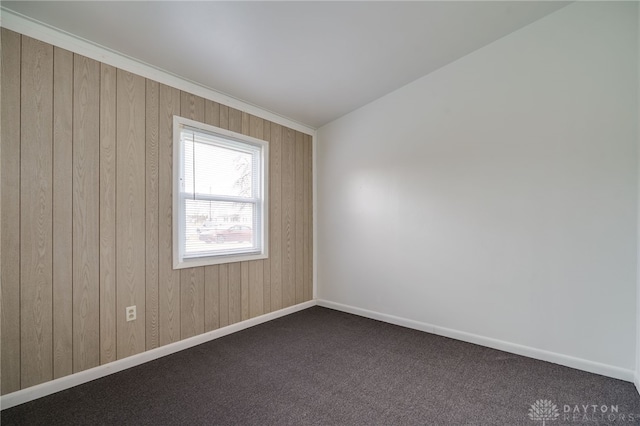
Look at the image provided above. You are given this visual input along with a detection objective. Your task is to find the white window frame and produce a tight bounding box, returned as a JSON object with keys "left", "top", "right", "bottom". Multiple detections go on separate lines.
{"left": 173, "top": 116, "right": 269, "bottom": 269}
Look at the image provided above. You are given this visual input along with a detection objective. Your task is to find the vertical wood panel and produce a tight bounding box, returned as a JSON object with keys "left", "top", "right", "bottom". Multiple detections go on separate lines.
{"left": 270, "top": 124, "right": 283, "bottom": 311}
{"left": 281, "top": 128, "right": 295, "bottom": 308}
{"left": 203, "top": 100, "right": 221, "bottom": 331}
{"left": 228, "top": 263, "right": 241, "bottom": 324}
{"left": 145, "top": 79, "right": 160, "bottom": 350}
{"left": 116, "top": 69, "right": 146, "bottom": 359}
{"left": 220, "top": 105, "right": 229, "bottom": 130}
{"left": 72, "top": 54, "right": 100, "bottom": 373}
{"left": 262, "top": 120, "right": 272, "bottom": 314}
{"left": 158, "top": 84, "right": 181, "bottom": 346}
{"left": 20, "top": 36, "right": 54, "bottom": 388}
{"left": 204, "top": 265, "right": 219, "bottom": 332}
{"left": 179, "top": 92, "right": 206, "bottom": 337}
{"left": 218, "top": 264, "right": 229, "bottom": 327}
{"left": 240, "top": 113, "right": 250, "bottom": 321}
{"left": 1, "top": 31, "right": 314, "bottom": 392}
{"left": 52, "top": 47, "right": 73, "bottom": 379}
{"left": 249, "top": 115, "right": 263, "bottom": 140}
{"left": 262, "top": 260, "right": 270, "bottom": 312}
{"left": 204, "top": 99, "right": 220, "bottom": 127}
{"left": 249, "top": 115, "right": 265, "bottom": 317}
{"left": 294, "top": 132, "right": 305, "bottom": 304}
{"left": 304, "top": 134, "right": 313, "bottom": 301}
{"left": 1, "top": 28, "right": 22, "bottom": 395}
{"left": 229, "top": 107, "right": 242, "bottom": 134}
{"left": 241, "top": 111, "right": 250, "bottom": 135}
{"left": 180, "top": 91, "right": 205, "bottom": 122}
{"left": 241, "top": 262, "right": 249, "bottom": 321}
{"left": 99, "top": 63, "right": 117, "bottom": 364}
{"left": 180, "top": 268, "right": 205, "bottom": 338}
{"left": 228, "top": 109, "right": 243, "bottom": 324}
{"left": 249, "top": 261, "right": 264, "bottom": 318}
{"left": 217, "top": 105, "right": 230, "bottom": 328}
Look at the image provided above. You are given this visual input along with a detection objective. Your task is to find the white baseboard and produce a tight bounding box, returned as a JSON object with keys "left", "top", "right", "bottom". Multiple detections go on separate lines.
{"left": 3, "top": 298, "right": 634, "bottom": 410}
{"left": 0, "top": 300, "right": 316, "bottom": 410}
{"left": 317, "top": 299, "right": 635, "bottom": 383}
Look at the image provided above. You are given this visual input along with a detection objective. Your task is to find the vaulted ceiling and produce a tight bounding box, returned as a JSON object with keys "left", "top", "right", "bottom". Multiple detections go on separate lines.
{"left": 2, "top": 1, "right": 569, "bottom": 128}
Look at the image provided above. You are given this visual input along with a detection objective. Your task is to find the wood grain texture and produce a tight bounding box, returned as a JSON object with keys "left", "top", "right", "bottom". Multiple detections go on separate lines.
{"left": 270, "top": 124, "right": 283, "bottom": 311}
{"left": 180, "top": 268, "right": 205, "bottom": 338}
{"left": 218, "top": 264, "right": 229, "bottom": 327}
{"left": 73, "top": 54, "right": 101, "bottom": 373}
{"left": 304, "top": 134, "right": 313, "bottom": 301}
{"left": 145, "top": 79, "right": 160, "bottom": 350}
{"left": 249, "top": 261, "right": 264, "bottom": 318}
{"left": 281, "top": 128, "right": 295, "bottom": 308}
{"left": 263, "top": 258, "right": 272, "bottom": 314}
{"left": 52, "top": 46, "right": 73, "bottom": 379}
{"left": 229, "top": 107, "right": 242, "bottom": 134}
{"left": 227, "top": 110, "right": 243, "bottom": 324}
{"left": 216, "top": 106, "right": 232, "bottom": 325}
{"left": 295, "top": 131, "right": 305, "bottom": 304}
{"left": 1, "top": 32, "right": 314, "bottom": 392}
{"left": 240, "top": 114, "right": 251, "bottom": 322}
{"left": 219, "top": 105, "right": 229, "bottom": 130}
{"left": 204, "top": 265, "right": 220, "bottom": 332}
{"left": 99, "top": 63, "right": 117, "bottom": 365}
{"left": 20, "top": 36, "right": 54, "bottom": 388}
{"left": 179, "top": 92, "right": 206, "bottom": 339}
{"left": 1, "top": 28, "right": 22, "bottom": 395}
{"left": 180, "top": 91, "right": 205, "bottom": 122}
{"left": 241, "top": 262, "right": 249, "bottom": 321}
{"left": 248, "top": 115, "right": 265, "bottom": 318}
{"left": 249, "top": 115, "right": 264, "bottom": 140}
{"left": 116, "top": 69, "right": 146, "bottom": 359}
{"left": 203, "top": 100, "right": 221, "bottom": 332}
{"left": 262, "top": 120, "right": 272, "bottom": 314}
{"left": 228, "top": 263, "right": 241, "bottom": 325}
{"left": 242, "top": 111, "right": 250, "bottom": 136}
{"left": 158, "top": 84, "right": 181, "bottom": 346}
{"left": 204, "top": 100, "right": 220, "bottom": 127}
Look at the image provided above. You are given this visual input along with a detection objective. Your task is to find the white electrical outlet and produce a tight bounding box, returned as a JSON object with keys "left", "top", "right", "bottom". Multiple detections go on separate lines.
{"left": 126, "top": 305, "right": 136, "bottom": 322}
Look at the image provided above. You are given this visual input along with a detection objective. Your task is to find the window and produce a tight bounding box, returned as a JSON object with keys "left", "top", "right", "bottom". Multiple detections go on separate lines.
{"left": 173, "top": 116, "right": 268, "bottom": 268}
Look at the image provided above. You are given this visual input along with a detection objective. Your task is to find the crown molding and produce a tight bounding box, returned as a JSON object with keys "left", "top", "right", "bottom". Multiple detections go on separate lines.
{"left": 0, "top": 7, "right": 316, "bottom": 135}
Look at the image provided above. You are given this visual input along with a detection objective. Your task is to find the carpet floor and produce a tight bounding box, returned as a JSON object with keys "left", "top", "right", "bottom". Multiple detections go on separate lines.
{"left": 2, "top": 306, "right": 639, "bottom": 425}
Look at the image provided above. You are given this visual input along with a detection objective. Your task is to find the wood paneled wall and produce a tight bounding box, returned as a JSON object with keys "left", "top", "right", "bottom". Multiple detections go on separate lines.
{"left": 0, "top": 29, "right": 313, "bottom": 394}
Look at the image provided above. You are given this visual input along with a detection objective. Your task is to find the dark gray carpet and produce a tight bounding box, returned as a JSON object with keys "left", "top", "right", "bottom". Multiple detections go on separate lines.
{"left": 2, "top": 306, "right": 639, "bottom": 425}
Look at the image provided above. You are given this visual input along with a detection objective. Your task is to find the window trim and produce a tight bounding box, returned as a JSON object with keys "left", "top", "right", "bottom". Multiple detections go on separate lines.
{"left": 172, "top": 115, "right": 269, "bottom": 269}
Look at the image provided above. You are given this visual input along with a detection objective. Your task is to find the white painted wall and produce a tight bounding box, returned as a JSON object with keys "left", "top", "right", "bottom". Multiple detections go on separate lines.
{"left": 318, "top": 2, "right": 638, "bottom": 371}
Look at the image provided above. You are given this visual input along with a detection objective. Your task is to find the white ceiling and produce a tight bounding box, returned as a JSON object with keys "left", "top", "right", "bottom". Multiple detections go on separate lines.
{"left": 3, "top": 1, "right": 569, "bottom": 129}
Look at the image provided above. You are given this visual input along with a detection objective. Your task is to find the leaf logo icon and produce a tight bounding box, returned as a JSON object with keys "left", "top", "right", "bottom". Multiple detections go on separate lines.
{"left": 528, "top": 399, "right": 560, "bottom": 425}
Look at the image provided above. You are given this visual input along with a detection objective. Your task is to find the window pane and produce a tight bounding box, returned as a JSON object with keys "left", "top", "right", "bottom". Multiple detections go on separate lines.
{"left": 174, "top": 116, "right": 267, "bottom": 268}
{"left": 182, "top": 130, "right": 256, "bottom": 198}
{"left": 184, "top": 199, "right": 256, "bottom": 257}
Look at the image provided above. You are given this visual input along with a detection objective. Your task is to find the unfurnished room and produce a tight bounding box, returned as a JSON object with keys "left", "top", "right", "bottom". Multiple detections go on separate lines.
{"left": 1, "top": 1, "right": 640, "bottom": 425}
